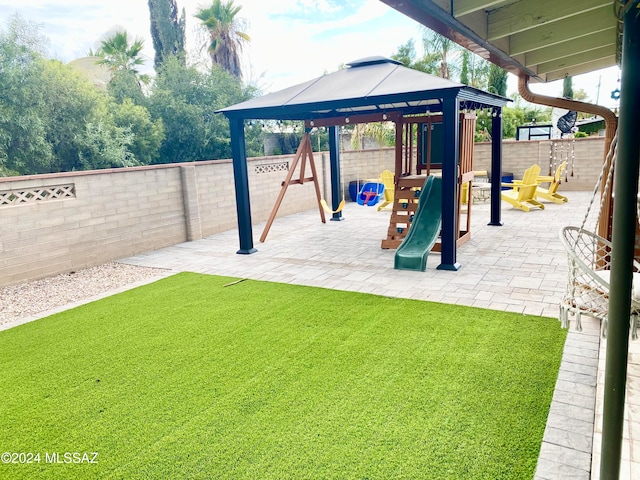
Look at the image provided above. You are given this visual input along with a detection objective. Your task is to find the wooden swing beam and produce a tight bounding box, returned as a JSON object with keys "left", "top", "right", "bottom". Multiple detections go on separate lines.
{"left": 259, "top": 134, "right": 325, "bottom": 242}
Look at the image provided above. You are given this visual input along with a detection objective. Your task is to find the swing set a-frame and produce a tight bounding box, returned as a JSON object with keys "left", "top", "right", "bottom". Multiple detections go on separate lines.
{"left": 259, "top": 110, "right": 478, "bottom": 252}
{"left": 259, "top": 131, "right": 331, "bottom": 242}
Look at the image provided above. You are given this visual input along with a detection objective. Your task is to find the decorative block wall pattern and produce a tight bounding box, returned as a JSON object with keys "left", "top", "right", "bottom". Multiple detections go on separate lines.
{"left": 0, "top": 184, "right": 76, "bottom": 207}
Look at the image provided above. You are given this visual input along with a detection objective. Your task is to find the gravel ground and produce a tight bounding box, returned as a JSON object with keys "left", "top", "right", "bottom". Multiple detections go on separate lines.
{"left": 0, "top": 263, "right": 171, "bottom": 327}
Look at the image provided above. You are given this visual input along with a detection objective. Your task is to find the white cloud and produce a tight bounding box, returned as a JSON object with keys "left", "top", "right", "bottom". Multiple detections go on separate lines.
{"left": 0, "top": 0, "right": 620, "bottom": 105}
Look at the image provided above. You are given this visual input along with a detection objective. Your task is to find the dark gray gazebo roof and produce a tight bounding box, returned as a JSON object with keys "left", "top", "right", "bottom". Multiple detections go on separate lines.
{"left": 219, "top": 55, "right": 510, "bottom": 272}
{"left": 218, "top": 56, "right": 508, "bottom": 121}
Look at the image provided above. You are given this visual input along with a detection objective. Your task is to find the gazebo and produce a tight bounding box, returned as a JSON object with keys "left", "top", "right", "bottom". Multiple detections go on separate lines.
{"left": 218, "top": 57, "right": 508, "bottom": 270}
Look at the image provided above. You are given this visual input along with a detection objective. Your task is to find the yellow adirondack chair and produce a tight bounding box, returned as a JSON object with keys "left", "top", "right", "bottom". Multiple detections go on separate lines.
{"left": 501, "top": 164, "right": 545, "bottom": 212}
{"left": 377, "top": 169, "right": 395, "bottom": 211}
{"left": 536, "top": 161, "right": 568, "bottom": 204}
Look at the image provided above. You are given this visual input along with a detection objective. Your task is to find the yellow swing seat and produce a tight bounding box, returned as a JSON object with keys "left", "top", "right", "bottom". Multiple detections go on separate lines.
{"left": 320, "top": 198, "right": 345, "bottom": 214}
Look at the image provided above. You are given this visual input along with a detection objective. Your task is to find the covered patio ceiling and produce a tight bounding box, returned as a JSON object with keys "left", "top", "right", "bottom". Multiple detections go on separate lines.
{"left": 380, "top": 0, "right": 622, "bottom": 82}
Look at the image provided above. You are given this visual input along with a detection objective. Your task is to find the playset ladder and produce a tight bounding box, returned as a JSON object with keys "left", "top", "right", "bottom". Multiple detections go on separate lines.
{"left": 381, "top": 176, "right": 425, "bottom": 249}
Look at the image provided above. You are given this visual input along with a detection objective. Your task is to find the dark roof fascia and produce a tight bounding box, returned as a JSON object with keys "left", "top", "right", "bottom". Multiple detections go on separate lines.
{"left": 457, "top": 87, "right": 510, "bottom": 108}
{"left": 379, "top": 0, "right": 539, "bottom": 80}
{"left": 219, "top": 87, "right": 506, "bottom": 121}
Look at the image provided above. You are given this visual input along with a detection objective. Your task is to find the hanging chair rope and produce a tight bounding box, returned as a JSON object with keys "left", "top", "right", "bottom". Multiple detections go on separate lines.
{"left": 561, "top": 130, "right": 640, "bottom": 339}
{"left": 577, "top": 132, "right": 618, "bottom": 234}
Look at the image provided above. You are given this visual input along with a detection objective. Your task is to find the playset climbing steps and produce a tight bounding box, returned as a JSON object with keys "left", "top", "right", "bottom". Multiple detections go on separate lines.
{"left": 381, "top": 176, "right": 426, "bottom": 249}
{"left": 382, "top": 112, "right": 476, "bottom": 253}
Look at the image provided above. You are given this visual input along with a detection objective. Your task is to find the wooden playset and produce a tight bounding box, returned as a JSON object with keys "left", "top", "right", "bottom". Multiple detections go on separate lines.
{"left": 259, "top": 111, "right": 478, "bottom": 256}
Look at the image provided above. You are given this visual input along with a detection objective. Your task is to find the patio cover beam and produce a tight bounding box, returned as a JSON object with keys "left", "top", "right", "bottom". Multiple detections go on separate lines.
{"left": 487, "top": 0, "right": 610, "bottom": 41}
{"left": 380, "top": 0, "right": 620, "bottom": 82}
{"left": 508, "top": 6, "right": 613, "bottom": 56}
{"left": 453, "top": 0, "right": 503, "bottom": 17}
{"left": 535, "top": 45, "right": 616, "bottom": 75}
{"left": 523, "top": 29, "right": 616, "bottom": 67}
{"left": 600, "top": 5, "right": 640, "bottom": 477}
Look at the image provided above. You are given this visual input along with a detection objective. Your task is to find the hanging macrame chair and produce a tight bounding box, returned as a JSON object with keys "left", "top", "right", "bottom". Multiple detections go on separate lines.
{"left": 559, "top": 132, "right": 640, "bottom": 339}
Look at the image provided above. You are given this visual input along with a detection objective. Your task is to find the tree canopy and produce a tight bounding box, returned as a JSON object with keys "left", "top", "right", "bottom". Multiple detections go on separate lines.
{"left": 0, "top": 15, "right": 257, "bottom": 177}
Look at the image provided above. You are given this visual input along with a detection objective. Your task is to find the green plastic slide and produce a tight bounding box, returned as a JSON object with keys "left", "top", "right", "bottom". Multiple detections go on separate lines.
{"left": 394, "top": 175, "right": 442, "bottom": 272}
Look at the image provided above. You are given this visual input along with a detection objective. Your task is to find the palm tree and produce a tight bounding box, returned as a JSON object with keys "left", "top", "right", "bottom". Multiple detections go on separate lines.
{"left": 422, "top": 29, "right": 459, "bottom": 79}
{"left": 95, "top": 31, "right": 150, "bottom": 85}
{"left": 194, "top": 0, "right": 249, "bottom": 79}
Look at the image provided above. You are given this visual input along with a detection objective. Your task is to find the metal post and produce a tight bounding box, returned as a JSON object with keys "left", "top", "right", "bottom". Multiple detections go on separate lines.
{"left": 489, "top": 107, "right": 503, "bottom": 226}
{"left": 600, "top": 5, "right": 640, "bottom": 478}
{"left": 229, "top": 117, "right": 257, "bottom": 254}
{"left": 328, "top": 125, "right": 343, "bottom": 221}
{"left": 437, "top": 96, "right": 460, "bottom": 271}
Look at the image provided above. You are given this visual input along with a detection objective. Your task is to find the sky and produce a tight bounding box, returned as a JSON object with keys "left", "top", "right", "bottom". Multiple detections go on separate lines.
{"left": 0, "top": 0, "right": 622, "bottom": 110}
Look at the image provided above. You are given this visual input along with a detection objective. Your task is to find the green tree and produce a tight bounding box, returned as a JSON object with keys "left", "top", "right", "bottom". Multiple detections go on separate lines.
{"left": 148, "top": 56, "right": 252, "bottom": 163}
{"left": 110, "top": 98, "right": 165, "bottom": 165}
{"left": 460, "top": 51, "right": 490, "bottom": 88}
{"left": 573, "top": 88, "right": 589, "bottom": 101}
{"left": 423, "top": 29, "right": 458, "bottom": 79}
{"left": 350, "top": 123, "right": 394, "bottom": 150}
{"left": 563, "top": 76, "right": 574, "bottom": 99}
{"left": 391, "top": 38, "right": 438, "bottom": 75}
{"left": 107, "top": 70, "right": 147, "bottom": 106}
{"left": 194, "top": 0, "right": 250, "bottom": 78}
{"left": 148, "top": 0, "right": 186, "bottom": 69}
{"left": 0, "top": 16, "right": 157, "bottom": 175}
{"left": 501, "top": 107, "right": 525, "bottom": 139}
{"left": 391, "top": 39, "right": 418, "bottom": 68}
{"left": 95, "top": 30, "right": 150, "bottom": 85}
{"left": 40, "top": 60, "right": 108, "bottom": 172}
{"left": 460, "top": 50, "right": 470, "bottom": 85}
{"left": 487, "top": 64, "right": 508, "bottom": 96}
{"left": 77, "top": 122, "right": 137, "bottom": 170}
{"left": 0, "top": 16, "right": 53, "bottom": 175}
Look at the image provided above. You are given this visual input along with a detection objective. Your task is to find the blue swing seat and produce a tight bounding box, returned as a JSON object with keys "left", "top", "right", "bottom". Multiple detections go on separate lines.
{"left": 356, "top": 182, "right": 385, "bottom": 206}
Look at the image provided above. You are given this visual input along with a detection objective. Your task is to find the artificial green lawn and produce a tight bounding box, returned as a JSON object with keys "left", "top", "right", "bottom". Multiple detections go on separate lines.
{"left": 0, "top": 272, "right": 566, "bottom": 479}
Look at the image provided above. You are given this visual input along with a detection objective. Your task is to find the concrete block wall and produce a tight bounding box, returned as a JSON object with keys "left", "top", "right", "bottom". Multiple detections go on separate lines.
{"left": 0, "top": 167, "right": 187, "bottom": 287}
{"left": 0, "top": 136, "right": 606, "bottom": 287}
{"left": 474, "top": 136, "right": 606, "bottom": 191}
{"left": 0, "top": 155, "right": 328, "bottom": 287}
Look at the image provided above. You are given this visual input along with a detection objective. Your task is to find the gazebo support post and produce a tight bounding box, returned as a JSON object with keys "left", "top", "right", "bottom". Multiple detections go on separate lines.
{"left": 489, "top": 107, "right": 503, "bottom": 226}
{"left": 600, "top": 7, "right": 640, "bottom": 478}
{"left": 229, "top": 117, "right": 257, "bottom": 254}
{"left": 437, "top": 97, "right": 461, "bottom": 271}
{"left": 328, "top": 125, "right": 343, "bottom": 221}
